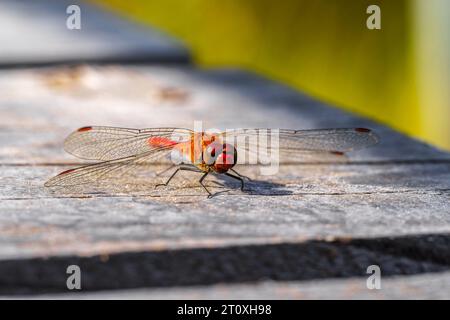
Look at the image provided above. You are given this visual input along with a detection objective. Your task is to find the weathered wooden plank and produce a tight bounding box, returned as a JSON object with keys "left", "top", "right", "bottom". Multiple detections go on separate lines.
{"left": 1, "top": 190, "right": 450, "bottom": 260}
{"left": 0, "top": 65, "right": 449, "bottom": 297}
{"left": 24, "top": 271, "right": 450, "bottom": 300}
{"left": 0, "top": 0, "right": 189, "bottom": 66}
{"left": 0, "top": 163, "right": 449, "bottom": 261}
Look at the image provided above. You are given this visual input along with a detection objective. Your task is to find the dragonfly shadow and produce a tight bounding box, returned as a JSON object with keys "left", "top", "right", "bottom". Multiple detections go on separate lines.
{"left": 212, "top": 173, "right": 292, "bottom": 196}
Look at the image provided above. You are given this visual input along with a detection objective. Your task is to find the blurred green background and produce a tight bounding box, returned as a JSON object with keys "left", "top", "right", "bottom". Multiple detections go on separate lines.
{"left": 93, "top": 0, "right": 450, "bottom": 150}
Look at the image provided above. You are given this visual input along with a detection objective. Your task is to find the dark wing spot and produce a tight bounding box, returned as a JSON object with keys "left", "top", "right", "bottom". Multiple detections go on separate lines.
{"left": 355, "top": 128, "right": 371, "bottom": 133}
{"left": 57, "top": 168, "right": 76, "bottom": 176}
{"left": 77, "top": 126, "right": 93, "bottom": 132}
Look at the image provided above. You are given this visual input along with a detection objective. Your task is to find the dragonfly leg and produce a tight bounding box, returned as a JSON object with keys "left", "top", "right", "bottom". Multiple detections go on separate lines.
{"left": 155, "top": 165, "right": 201, "bottom": 188}
{"left": 198, "top": 172, "right": 213, "bottom": 197}
{"left": 230, "top": 168, "right": 252, "bottom": 181}
{"left": 225, "top": 172, "right": 245, "bottom": 191}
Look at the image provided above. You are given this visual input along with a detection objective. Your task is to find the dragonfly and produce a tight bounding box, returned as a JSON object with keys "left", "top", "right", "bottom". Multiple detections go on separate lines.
{"left": 44, "top": 126, "right": 379, "bottom": 196}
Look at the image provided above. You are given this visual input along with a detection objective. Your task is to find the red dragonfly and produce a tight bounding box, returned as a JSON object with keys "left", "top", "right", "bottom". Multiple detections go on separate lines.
{"left": 45, "top": 126, "right": 379, "bottom": 196}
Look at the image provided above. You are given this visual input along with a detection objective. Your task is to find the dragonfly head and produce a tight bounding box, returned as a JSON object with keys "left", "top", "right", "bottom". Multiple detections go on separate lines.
{"left": 203, "top": 142, "right": 237, "bottom": 173}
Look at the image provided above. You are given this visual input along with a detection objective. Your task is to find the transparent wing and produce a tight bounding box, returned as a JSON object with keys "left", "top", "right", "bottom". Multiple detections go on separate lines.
{"left": 235, "top": 147, "right": 349, "bottom": 164}
{"left": 64, "top": 126, "right": 193, "bottom": 161}
{"left": 221, "top": 128, "right": 378, "bottom": 163}
{"left": 45, "top": 147, "right": 173, "bottom": 187}
{"left": 221, "top": 128, "right": 378, "bottom": 152}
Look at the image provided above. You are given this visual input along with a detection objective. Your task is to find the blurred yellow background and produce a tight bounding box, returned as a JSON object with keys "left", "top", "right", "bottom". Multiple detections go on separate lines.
{"left": 93, "top": 0, "right": 450, "bottom": 150}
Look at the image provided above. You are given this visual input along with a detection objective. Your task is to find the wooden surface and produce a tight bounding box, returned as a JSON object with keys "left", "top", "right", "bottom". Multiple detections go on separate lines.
{"left": 25, "top": 271, "right": 450, "bottom": 300}
{"left": 0, "top": 65, "right": 449, "bottom": 297}
{"left": 0, "top": 0, "right": 449, "bottom": 299}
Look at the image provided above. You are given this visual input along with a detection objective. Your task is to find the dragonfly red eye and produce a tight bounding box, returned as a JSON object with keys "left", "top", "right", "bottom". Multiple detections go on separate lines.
{"left": 213, "top": 144, "right": 237, "bottom": 173}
